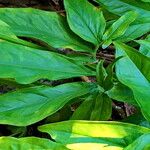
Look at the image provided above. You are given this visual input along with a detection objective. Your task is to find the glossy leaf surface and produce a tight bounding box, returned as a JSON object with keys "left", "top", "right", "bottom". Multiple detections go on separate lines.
{"left": 0, "top": 20, "right": 42, "bottom": 49}
{"left": 96, "top": 0, "right": 150, "bottom": 41}
{"left": 118, "top": 21, "right": 150, "bottom": 42}
{"left": 39, "top": 120, "right": 150, "bottom": 150}
{"left": 64, "top": 0, "right": 106, "bottom": 46}
{"left": 0, "top": 82, "right": 95, "bottom": 126}
{"left": 0, "top": 8, "right": 94, "bottom": 52}
{"left": 103, "top": 11, "right": 137, "bottom": 47}
{"left": 96, "top": 0, "right": 150, "bottom": 19}
{"left": 0, "top": 41, "right": 95, "bottom": 84}
{"left": 114, "top": 42, "right": 150, "bottom": 121}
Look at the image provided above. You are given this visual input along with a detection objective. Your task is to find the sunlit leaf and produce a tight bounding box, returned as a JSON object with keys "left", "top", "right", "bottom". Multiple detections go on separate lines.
{"left": 39, "top": 120, "right": 150, "bottom": 150}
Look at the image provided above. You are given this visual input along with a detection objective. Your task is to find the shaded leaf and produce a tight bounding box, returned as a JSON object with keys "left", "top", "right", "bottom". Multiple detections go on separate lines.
{"left": 104, "top": 56, "right": 123, "bottom": 90}
{"left": 71, "top": 93, "right": 112, "bottom": 121}
{"left": 90, "top": 93, "right": 112, "bottom": 120}
{"left": 122, "top": 113, "right": 150, "bottom": 128}
{"left": 124, "top": 133, "right": 150, "bottom": 150}
{"left": 106, "top": 82, "right": 137, "bottom": 106}
{"left": 71, "top": 94, "right": 97, "bottom": 120}
{"left": 96, "top": 60, "right": 106, "bottom": 87}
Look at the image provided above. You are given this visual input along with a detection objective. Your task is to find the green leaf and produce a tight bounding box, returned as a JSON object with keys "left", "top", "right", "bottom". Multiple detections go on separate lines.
{"left": 96, "top": 0, "right": 150, "bottom": 42}
{"left": 0, "top": 137, "right": 68, "bottom": 150}
{"left": 38, "top": 120, "right": 150, "bottom": 150}
{"left": 104, "top": 56, "right": 123, "bottom": 90}
{"left": 96, "top": 0, "right": 150, "bottom": 19}
{"left": 122, "top": 113, "right": 150, "bottom": 128}
{"left": 45, "top": 105, "right": 72, "bottom": 123}
{"left": 106, "top": 82, "right": 137, "bottom": 106}
{"left": 67, "top": 53, "right": 96, "bottom": 65}
{"left": 102, "top": 11, "right": 137, "bottom": 48}
{"left": 96, "top": 57, "right": 122, "bottom": 90}
{"left": 141, "top": 0, "right": 150, "bottom": 2}
{"left": 114, "top": 42, "right": 150, "bottom": 121}
{"left": 0, "top": 20, "right": 42, "bottom": 49}
{"left": 90, "top": 93, "right": 112, "bottom": 120}
{"left": 0, "top": 8, "right": 94, "bottom": 53}
{"left": 64, "top": 0, "right": 106, "bottom": 46}
{"left": 71, "top": 94, "right": 97, "bottom": 120}
{"left": 96, "top": 60, "right": 107, "bottom": 87}
{"left": 0, "top": 41, "right": 95, "bottom": 84}
{"left": 0, "top": 82, "right": 95, "bottom": 126}
{"left": 136, "top": 39, "right": 150, "bottom": 57}
{"left": 124, "top": 133, "right": 150, "bottom": 150}
{"left": 71, "top": 93, "right": 112, "bottom": 121}
{"left": 117, "top": 20, "right": 150, "bottom": 42}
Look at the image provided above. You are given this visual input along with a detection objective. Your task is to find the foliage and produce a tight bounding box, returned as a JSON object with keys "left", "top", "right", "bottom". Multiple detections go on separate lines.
{"left": 0, "top": 0, "right": 149, "bottom": 149}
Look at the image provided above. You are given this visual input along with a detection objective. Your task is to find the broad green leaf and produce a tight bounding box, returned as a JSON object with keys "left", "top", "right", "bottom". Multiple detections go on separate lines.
{"left": 67, "top": 53, "right": 96, "bottom": 65}
{"left": 64, "top": 0, "right": 106, "bottom": 46}
{"left": 0, "top": 20, "right": 42, "bottom": 49}
{"left": 106, "top": 82, "right": 137, "bottom": 106}
{"left": 0, "top": 137, "right": 68, "bottom": 150}
{"left": 0, "top": 82, "right": 95, "bottom": 126}
{"left": 96, "top": 0, "right": 150, "bottom": 42}
{"left": 96, "top": 0, "right": 150, "bottom": 19}
{"left": 122, "top": 113, "right": 150, "bottom": 128}
{"left": 0, "top": 8, "right": 94, "bottom": 52}
{"left": 71, "top": 93, "right": 112, "bottom": 121}
{"left": 117, "top": 20, "right": 150, "bottom": 42}
{"left": 0, "top": 41, "right": 95, "bottom": 84}
{"left": 96, "top": 57, "right": 122, "bottom": 90}
{"left": 90, "top": 93, "right": 112, "bottom": 120}
{"left": 38, "top": 120, "right": 150, "bottom": 150}
{"left": 96, "top": 60, "right": 106, "bottom": 87}
{"left": 104, "top": 56, "right": 123, "bottom": 90}
{"left": 136, "top": 39, "right": 150, "bottom": 57}
{"left": 45, "top": 105, "right": 72, "bottom": 123}
{"left": 114, "top": 42, "right": 150, "bottom": 121}
{"left": 102, "top": 11, "right": 137, "bottom": 48}
{"left": 124, "top": 133, "right": 150, "bottom": 150}
{"left": 71, "top": 94, "right": 97, "bottom": 120}
{"left": 141, "top": 0, "right": 150, "bottom": 2}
